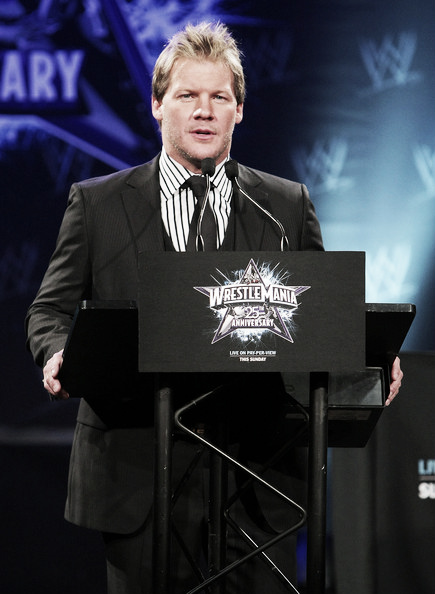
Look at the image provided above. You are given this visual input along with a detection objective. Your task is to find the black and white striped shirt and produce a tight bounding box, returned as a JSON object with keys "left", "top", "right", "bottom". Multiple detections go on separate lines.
{"left": 159, "top": 148, "right": 233, "bottom": 251}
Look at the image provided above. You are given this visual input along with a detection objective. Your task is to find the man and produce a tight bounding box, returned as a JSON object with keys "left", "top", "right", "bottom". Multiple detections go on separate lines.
{"left": 26, "top": 22, "right": 403, "bottom": 594}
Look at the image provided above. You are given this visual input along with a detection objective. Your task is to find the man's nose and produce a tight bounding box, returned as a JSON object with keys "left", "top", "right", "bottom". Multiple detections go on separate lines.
{"left": 193, "top": 99, "right": 213, "bottom": 119}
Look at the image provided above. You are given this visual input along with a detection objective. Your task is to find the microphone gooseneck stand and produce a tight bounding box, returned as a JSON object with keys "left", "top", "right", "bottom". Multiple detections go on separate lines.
{"left": 224, "top": 159, "right": 290, "bottom": 252}
{"left": 196, "top": 157, "right": 216, "bottom": 252}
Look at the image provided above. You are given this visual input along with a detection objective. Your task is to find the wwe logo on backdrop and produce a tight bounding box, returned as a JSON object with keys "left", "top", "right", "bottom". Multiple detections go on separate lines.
{"left": 413, "top": 144, "right": 435, "bottom": 201}
{"left": 41, "top": 139, "right": 93, "bottom": 194}
{"left": 121, "top": 0, "right": 231, "bottom": 72}
{"left": 0, "top": 119, "right": 93, "bottom": 192}
{"left": 0, "top": 120, "right": 22, "bottom": 156}
{"left": 241, "top": 31, "right": 295, "bottom": 88}
{"left": 359, "top": 31, "right": 421, "bottom": 95}
{"left": 0, "top": 243, "right": 38, "bottom": 301}
{"left": 366, "top": 245, "right": 414, "bottom": 302}
{"left": 291, "top": 138, "right": 353, "bottom": 195}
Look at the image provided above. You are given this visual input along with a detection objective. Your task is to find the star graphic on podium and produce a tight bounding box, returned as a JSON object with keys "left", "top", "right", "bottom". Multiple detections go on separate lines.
{"left": 194, "top": 259, "right": 310, "bottom": 344}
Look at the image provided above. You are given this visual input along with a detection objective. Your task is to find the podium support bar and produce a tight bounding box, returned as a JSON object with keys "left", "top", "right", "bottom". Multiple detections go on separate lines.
{"left": 153, "top": 380, "right": 173, "bottom": 594}
{"left": 307, "top": 372, "right": 329, "bottom": 594}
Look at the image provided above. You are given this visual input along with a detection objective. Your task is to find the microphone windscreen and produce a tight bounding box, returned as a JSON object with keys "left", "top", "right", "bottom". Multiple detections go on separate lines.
{"left": 201, "top": 158, "right": 216, "bottom": 177}
{"left": 224, "top": 159, "right": 239, "bottom": 181}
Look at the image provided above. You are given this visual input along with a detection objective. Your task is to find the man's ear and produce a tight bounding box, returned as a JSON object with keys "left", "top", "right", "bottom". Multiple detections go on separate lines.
{"left": 152, "top": 97, "right": 163, "bottom": 122}
{"left": 235, "top": 103, "right": 244, "bottom": 124}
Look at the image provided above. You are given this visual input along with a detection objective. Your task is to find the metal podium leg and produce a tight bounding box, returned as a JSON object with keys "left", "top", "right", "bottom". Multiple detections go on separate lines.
{"left": 208, "top": 422, "right": 228, "bottom": 594}
{"left": 175, "top": 391, "right": 307, "bottom": 594}
{"left": 307, "top": 372, "right": 329, "bottom": 594}
{"left": 153, "top": 381, "right": 173, "bottom": 594}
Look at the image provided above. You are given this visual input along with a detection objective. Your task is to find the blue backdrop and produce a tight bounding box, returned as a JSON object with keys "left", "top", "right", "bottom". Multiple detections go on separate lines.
{"left": 0, "top": 2, "right": 434, "bottom": 593}
{"left": 0, "top": 0, "right": 433, "bottom": 447}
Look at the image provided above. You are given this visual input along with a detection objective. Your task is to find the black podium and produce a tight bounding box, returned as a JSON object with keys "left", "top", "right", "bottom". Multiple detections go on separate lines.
{"left": 59, "top": 251, "right": 415, "bottom": 594}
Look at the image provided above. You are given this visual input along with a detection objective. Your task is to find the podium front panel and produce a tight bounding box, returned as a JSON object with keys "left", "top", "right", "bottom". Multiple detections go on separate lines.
{"left": 138, "top": 251, "right": 365, "bottom": 373}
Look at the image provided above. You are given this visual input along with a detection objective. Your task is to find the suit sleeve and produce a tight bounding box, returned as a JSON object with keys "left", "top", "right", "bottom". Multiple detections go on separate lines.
{"left": 25, "top": 184, "right": 92, "bottom": 367}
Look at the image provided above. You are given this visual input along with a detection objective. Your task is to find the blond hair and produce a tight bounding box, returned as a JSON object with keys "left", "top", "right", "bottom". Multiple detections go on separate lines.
{"left": 152, "top": 22, "right": 245, "bottom": 104}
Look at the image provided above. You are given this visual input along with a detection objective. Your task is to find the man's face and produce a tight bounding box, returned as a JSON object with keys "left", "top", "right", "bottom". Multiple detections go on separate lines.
{"left": 152, "top": 58, "right": 243, "bottom": 173}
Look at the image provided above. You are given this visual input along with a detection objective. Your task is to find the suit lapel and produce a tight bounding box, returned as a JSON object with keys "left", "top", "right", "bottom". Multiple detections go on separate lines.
{"left": 233, "top": 166, "right": 268, "bottom": 251}
{"left": 121, "top": 155, "right": 165, "bottom": 253}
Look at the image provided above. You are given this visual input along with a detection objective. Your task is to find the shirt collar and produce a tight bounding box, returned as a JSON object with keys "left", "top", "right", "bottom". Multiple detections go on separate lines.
{"left": 159, "top": 148, "right": 231, "bottom": 199}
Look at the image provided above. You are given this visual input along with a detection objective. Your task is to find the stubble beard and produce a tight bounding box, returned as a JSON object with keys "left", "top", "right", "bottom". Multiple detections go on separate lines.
{"left": 164, "top": 124, "right": 234, "bottom": 172}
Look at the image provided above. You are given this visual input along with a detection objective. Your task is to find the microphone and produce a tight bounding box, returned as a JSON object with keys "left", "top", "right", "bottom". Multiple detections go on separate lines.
{"left": 196, "top": 158, "right": 216, "bottom": 251}
{"left": 224, "top": 159, "right": 289, "bottom": 251}
{"left": 201, "top": 157, "right": 216, "bottom": 177}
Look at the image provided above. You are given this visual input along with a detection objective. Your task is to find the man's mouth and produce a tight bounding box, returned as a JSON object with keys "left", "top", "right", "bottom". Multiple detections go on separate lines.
{"left": 191, "top": 128, "right": 215, "bottom": 137}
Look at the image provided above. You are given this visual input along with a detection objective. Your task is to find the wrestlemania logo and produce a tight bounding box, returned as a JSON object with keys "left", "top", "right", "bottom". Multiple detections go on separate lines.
{"left": 194, "top": 259, "right": 310, "bottom": 345}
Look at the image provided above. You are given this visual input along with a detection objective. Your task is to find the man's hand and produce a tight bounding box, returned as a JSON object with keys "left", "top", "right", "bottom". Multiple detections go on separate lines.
{"left": 385, "top": 356, "right": 403, "bottom": 406}
{"left": 42, "top": 349, "right": 70, "bottom": 400}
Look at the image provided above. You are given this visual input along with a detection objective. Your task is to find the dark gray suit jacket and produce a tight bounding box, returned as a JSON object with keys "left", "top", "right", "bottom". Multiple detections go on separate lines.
{"left": 26, "top": 154, "right": 323, "bottom": 533}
